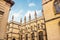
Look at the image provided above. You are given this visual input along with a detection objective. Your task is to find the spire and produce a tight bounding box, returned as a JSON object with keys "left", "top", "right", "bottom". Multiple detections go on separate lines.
{"left": 12, "top": 15, "right": 14, "bottom": 21}
{"left": 24, "top": 16, "right": 26, "bottom": 24}
{"left": 29, "top": 13, "right": 31, "bottom": 21}
{"left": 35, "top": 11, "right": 37, "bottom": 19}
{"left": 20, "top": 18, "right": 22, "bottom": 24}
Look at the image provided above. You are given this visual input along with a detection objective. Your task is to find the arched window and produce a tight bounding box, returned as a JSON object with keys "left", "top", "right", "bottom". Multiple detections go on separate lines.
{"left": 54, "top": 0, "right": 60, "bottom": 13}
{"left": 31, "top": 32, "right": 34, "bottom": 40}
{"left": 13, "top": 38, "right": 16, "bottom": 40}
{"left": 39, "top": 31, "right": 44, "bottom": 40}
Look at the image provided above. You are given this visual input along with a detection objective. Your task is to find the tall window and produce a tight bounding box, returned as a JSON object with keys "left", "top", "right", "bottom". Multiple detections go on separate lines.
{"left": 21, "top": 35, "right": 22, "bottom": 40}
{"left": 54, "top": 0, "right": 60, "bottom": 13}
{"left": 26, "top": 34, "right": 28, "bottom": 40}
{"left": 39, "top": 31, "right": 44, "bottom": 40}
{"left": 31, "top": 32, "right": 34, "bottom": 40}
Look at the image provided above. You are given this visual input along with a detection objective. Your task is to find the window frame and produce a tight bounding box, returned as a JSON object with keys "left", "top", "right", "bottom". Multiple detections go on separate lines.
{"left": 53, "top": 0, "right": 60, "bottom": 14}
{"left": 39, "top": 31, "right": 44, "bottom": 40}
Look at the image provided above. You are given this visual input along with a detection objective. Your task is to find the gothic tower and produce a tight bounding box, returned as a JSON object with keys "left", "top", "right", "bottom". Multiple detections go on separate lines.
{"left": 0, "top": 0, "right": 14, "bottom": 40}
{"left": 42, "top": 0, "right": 60, "bottom": 40}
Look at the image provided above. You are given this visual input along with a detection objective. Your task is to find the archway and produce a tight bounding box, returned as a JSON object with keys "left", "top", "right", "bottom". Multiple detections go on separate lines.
{"left": 13, "top": 38, "right": 16, "bottom": 40}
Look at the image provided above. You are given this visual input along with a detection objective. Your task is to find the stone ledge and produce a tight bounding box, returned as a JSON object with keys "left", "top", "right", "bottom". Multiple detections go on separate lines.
{"left": 4, "top": 0, "right": 15, "bottom": 7}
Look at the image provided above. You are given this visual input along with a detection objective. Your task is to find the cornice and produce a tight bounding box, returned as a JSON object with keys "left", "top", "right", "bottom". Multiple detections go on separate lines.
{"left": 45, "top": 16, "right": 60, "bottom": 22}
{"left": 4, "top": 0, "right": 15, "bottom": 7}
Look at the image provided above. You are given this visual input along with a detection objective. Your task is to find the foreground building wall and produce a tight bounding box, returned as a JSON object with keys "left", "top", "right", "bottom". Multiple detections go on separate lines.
{"left": 0, "top": 0, "right": 14, "bottom": 40}
{"left": 42, "top": 0, "right": 60, "bottom": 40}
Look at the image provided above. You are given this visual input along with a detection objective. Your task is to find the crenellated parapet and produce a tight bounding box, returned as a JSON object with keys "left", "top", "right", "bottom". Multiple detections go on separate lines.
{"left": 11, "top": 11, "right": 40, "bottom": 24}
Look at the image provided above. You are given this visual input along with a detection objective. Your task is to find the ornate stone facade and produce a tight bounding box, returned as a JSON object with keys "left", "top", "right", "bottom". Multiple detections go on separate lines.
{"left": 7, "top": 12, "right": 47, "bottom": 40}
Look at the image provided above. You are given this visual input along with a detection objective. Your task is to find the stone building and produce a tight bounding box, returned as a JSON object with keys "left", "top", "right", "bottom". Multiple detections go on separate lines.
{"left": 42, "top": 0, "right": 60, "bottom": 40}
{"left": 7, "top": 0, "right": 60, "bottom": 40}
{"left": 7, "top": 12, "right": 47, "bottom": 40}
{"left": 0, "top": 0, "right": 14, "bottom": 40}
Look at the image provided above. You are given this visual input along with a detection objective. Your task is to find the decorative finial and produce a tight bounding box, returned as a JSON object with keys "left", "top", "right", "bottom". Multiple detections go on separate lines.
{"left": 29, "top": 13, "right": 31, "bottom": 21}
{"left": 20, "top": 18, "right": 22, "bottom": 24}
{"left": 35, "top": 11, "right": 37, "bottom": 19}
{"left": 12, "top": 15, "right": 14, "bottom": 21}
{"left": 24, "top": 16, "right": 26, "bottom": 24}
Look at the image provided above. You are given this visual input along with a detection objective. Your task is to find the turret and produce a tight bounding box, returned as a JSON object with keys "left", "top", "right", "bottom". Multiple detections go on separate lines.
{"left": 24, "top": 16, "right": 26, "bottom": 24}
{"left": 20, "top": 18, "right": 22, "bottom": 25}
{"left": 29, "top": 13, "right": 31, "bottom": 21}
{"left": 34, "top": 11, "right": 37, "bottom": 19}
{"left": 12, "top": 15, "right": 14, "bottom": 21}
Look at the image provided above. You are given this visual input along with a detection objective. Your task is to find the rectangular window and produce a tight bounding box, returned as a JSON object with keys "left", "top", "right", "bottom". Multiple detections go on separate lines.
{"left": 0, "top": 11, "right": 4, "bottom": 25}
{"left": 54, "top": 0, "right": 60, "bottom": 14}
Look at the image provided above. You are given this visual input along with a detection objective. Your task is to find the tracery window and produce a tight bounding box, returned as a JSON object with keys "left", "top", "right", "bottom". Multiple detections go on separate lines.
{"left": 54, "top": 0, "right": 60, "bottom": 14}
{"left": 31, "top": 32, "right": 35, "bottom": 40}
{"left": 39, "top": 31, "right": 44, "bottom": 40}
